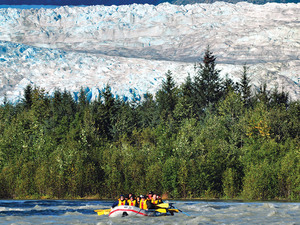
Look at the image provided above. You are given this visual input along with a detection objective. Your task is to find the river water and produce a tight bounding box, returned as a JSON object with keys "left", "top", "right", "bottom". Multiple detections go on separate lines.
{"left": 0, "top": 200, "right": 299, "bottom": 224}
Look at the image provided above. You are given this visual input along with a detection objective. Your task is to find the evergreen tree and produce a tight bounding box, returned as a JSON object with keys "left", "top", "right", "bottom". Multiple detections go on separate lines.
{"left": 193, "top": 46, "right": 223, "bottom": 115}
{"left": 61, "top": 90, "right": 77, "bottom": 118}
{"left": 112, "top": 102, "right": 137, "bottom": 139}
{"left": 23, "top": 84, "right": 33, "bottom": 110}
{"left": 269, "top": 87, "right": 289, "bottom": 108}
{"left": 239, "top": 64, "right": 252, "bottom": 107}
{"left": 177, "top": 74, "right": 195, "bottom": 119}
{"left": 78, "top": 87, "right": 89, "bottom": 110}
{"left": 255, "top": 83, "right": 270, "bottom": 105}
{"left": 156, "top": 70, "right": 178, "bottom": 121}
{"left": 223, "top": 75, "right": 237, "bottom": 97}
{"left": 136, "top": 93, "right": 159, "bottom": 128}
{"left": 52, "top": 90, "right": 62, "bottom": 116}
{"left": 182, "top": 74, "right": 193, "bottom": 99}
{"left": 100, "top": 85, "right": 119, "bottom": 140}
{"left": 31, "top": 86, "right": 50, "bottom": 122}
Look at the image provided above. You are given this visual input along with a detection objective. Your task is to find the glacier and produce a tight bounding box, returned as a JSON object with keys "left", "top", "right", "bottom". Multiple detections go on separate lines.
{"left": 0, "top": 2, "right": 299, "bottom": 103}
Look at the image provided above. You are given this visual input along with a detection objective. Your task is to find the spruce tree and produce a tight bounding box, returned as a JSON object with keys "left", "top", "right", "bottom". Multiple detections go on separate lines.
{"left": 137, "top": 93, "right": 159, "bottom": 128}
{"left": 224, "top": 74, "right": 237, "bottom": 93}
{"left": 156, "top": 70, "right": 178, "bottom": 120}
{"left": 182, "top": 74, "right": 193, "bottom": 102}
{"left": 102, "top": 85, "right": 118, "bottom": 140}
{"left": 193, "top": 46, "right": 223, "bottom": 115}
{"left": 23, "top": 84, "right": 33, "bottom": 110}
{"left": 255, "top": 83, "right": 270, "bottom": 105}
{"left": 239, "top": 64, "right": 252, "bottom": 107}
{"left": 174, "top": 74, "right": 195, "bottom": 121}
{"left": 269, "top": 87, "right": 289, "bottom": 108}
{"left": 78, "top": 87, "right": 88, "bottom": 110}
{"left": 61, "top": 90, "right": 77, "bottom": 119}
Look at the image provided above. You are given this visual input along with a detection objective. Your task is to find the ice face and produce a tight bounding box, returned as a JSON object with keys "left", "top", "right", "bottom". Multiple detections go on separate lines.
{"left": 0, "top": 2, "right": 299, "bottom": 103}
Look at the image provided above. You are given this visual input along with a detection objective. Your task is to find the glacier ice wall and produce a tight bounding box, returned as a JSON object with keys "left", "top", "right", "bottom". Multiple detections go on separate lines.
{"left": 0, "top": 2, "right": 299, "bottom": 103}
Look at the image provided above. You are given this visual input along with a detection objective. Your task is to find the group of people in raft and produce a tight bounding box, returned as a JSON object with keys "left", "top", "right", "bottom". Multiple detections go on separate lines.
{"left": 112, "top": 191, "right": 163, "bottom": 210}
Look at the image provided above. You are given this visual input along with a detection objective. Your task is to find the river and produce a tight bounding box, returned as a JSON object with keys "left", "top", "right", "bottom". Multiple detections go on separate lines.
{"left": 0, "top": 200, "right": 299, "bottom": 224}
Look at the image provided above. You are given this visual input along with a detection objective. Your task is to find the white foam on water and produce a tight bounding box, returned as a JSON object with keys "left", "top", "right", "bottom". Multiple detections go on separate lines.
{"left": 267, "top": 210, "right": 279, "bottom": 217}
{"left": 263, "top": 203, "right": 277, "bottom": 209}
{"left": 0, "top": 207, "right": 7, "bottom": 211}
{"left": 63, "top": 211, "right": 85, "bottom": 216}
{"left": 291, "top": 205, "right": 300, "bottom": 210}
{"left": 96, "top": 222, "right": 108, "bottom": 225}
{"left": 32, "top": 205, "right": 44, "bottom": 210}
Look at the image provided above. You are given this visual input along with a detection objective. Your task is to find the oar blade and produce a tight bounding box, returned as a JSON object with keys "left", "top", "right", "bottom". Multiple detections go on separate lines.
{"left": 94, "top": 208, "right": 111, "bottom": 216}
{"left": 155, "top": 208, "right": 167, "bottom": 213}
{"left": 156, "top": 203, "right": 169, "bottom": 208}
{"left": 167, "top": 208, "right": 179, "bottom": 213}
{"left": 96, "top": 211, "right": 105, "bottom": 216}
{"left": 103, "top": 210, "right": 110, "bottom": 215}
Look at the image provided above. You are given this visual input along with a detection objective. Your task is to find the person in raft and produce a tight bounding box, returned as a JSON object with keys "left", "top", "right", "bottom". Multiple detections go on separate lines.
{"left": 127, "top": 194, "right": 138, "bottom": 207}
{"left": 139, "top": 194, "right": 162, "bottom": 210}
{"left": 128, "top": 193, "right": 133, "bottom": 199}
{"left": 124, "top": 194, "right": 129, "bottom": 202}
{"left": 136, "top": 195, "right": 141, "bottom": 206}
{"left": 151, "top": 193, "right": 162, "bottom": 205}
{"left": 147, "top": 191, "right": 153, "bottom": 201}
{"left": 111, "top": 194, "right": 128, "bottom": 208}
{"left": 147, "top": 191, "right": 163, "bottom": 204}
{"left": 157, "top": 194, "right": 163, "bottom": 204}
{"left": 139, "top": 195, "right": 150, "bottom": 210}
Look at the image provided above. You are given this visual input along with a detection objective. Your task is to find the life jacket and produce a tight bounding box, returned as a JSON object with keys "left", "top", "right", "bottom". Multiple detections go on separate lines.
{"left": 151, "top": 199, "right": 159, "bottom": 205}
{"left": 118, "top": 199, "right": 127, "bottom": 206}
{"left": 139, "top": 199, "right": 148, "bottom": 210}
{"left": 128, "top": 199, "right": 136, "bottom": 206}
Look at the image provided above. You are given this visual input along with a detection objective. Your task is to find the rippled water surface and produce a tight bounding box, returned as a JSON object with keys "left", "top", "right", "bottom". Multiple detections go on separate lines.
{"left": 0, "top": 200, "right": 299, "bottom": 224}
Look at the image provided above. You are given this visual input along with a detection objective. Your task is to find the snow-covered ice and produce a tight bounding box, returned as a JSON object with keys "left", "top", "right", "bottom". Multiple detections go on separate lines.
{"left": 0, "top": 2, "right": 299, "bottom": 103}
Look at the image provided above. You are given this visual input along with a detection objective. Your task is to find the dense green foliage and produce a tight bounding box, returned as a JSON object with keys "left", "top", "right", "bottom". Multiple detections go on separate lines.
{"left": 0, "top": 48, "right": 299, "bottom": 200}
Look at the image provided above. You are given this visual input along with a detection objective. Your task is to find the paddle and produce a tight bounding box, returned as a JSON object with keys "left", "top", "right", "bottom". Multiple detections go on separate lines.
{"left": 155, "top": 208, "right": 179, "bottom": 214}
{"left": 156, "top": 203, "right": 169, "bottom": 208}
{"left": 155, "top": 208, "right": 179, "bottom": 213}
{"left": 94, "top": 208, "right": 111, "bottom": 216}
{"left": 167, "top": 203, "right": 191, "bottom": 216}
{"left": 174, "top": 207, "right": 191, "bottom": 217}
{"left": 155, "top": 208, "right": 167, "bottom": 213}
{"left": 155, "top": 203, "right": 179, "bottom": 214}
{"left": 167, "top": 208, "right": 179, "bottom": 213}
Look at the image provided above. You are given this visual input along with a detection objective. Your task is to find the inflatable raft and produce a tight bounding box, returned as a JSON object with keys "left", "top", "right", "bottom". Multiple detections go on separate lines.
{"left": 94, "top": 203, "right": 180, "bottom": 217}
{"left": 107, "top": 205, "right": 177, "bottom": 217}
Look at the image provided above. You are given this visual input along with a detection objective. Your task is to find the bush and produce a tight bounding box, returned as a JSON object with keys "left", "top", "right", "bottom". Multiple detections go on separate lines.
{"left": 242, "top": 160, "right": 279, "bottom": 200}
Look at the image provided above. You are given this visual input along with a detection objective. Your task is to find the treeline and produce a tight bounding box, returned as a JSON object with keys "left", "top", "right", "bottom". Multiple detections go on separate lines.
{"left": 0, "top": 48, "right": 299, "bottom": 200}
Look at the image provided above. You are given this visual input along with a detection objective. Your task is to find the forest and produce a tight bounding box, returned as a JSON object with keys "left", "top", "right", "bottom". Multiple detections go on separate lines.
{"left": 0, "top": 48, "right": 299, "bottom": 200}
